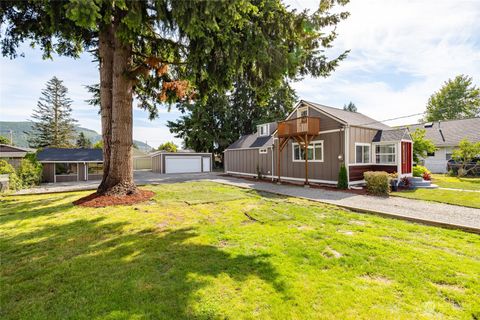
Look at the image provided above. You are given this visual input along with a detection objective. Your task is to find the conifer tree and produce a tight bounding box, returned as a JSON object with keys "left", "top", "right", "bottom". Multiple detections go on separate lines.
{"left": 76, "top": 132, "right": 92, "bottom": 148}
{"left": 28, "top": 77, "right": 77, "bottom": 148}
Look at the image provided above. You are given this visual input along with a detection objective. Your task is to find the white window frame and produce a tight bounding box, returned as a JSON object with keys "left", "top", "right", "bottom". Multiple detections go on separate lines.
{"left": 292, "top": 140, "right": 324, "bottom": 162}
{"left": 259, "top": 148, "right": 268, "bottom": 154}
{"left": 355, "top": 143, "right": 371, "bottom": 164}
{"left": 257, "top": 123, "right": 270, "bottom": 137}
{"left": 297, "top": 106, "right": 308, "bottom": 118}
{"left": 374, "top": 143, "right": 397, "bottom": 164}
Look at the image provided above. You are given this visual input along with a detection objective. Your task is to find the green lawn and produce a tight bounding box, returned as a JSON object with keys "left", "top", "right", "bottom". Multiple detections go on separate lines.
{"left": 393, "top": 188, "right": 480, "bottom": 209}
{"left": 432, "top": 174, "right": 480, "bottom": 191}
{"left": 1, "top": 182, "right": 479, "bottom": 319}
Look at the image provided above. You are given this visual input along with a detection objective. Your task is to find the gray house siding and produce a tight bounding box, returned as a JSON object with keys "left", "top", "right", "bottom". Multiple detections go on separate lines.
{"left": 348, "top": 126, "right": 378, "bottom": 164}
{"left": 225, "top": 148, "right": 273, "bottom": 176}
{"left": 274, "top": 130, "right": 343, "bottom": 182}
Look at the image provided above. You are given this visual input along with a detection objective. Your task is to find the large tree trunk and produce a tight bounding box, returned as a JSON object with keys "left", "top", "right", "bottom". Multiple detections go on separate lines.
{"left": 101, "top": 23, "right": 137, "bottom": 195}
{"left": 97, "top": 18, "right": 137, "bottom": 196}
{"left": 97, "top": 24, "right": 114, "bottom": 194}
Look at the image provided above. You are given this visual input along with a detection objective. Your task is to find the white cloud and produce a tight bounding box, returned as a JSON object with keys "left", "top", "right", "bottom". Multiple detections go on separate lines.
{"left": 287, "top": 0, "right": 480, "bottom": 126}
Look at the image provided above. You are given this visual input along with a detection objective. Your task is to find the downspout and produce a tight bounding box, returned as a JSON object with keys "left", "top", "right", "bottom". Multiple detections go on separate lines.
{"left": 344, "top": 125, "right": 350, "bottom": 187}
{"left": 84, "top": 162, "right": 87, "bottom": 181}
{"left": 270, "top": 146, "right": 274, "bottom": 181}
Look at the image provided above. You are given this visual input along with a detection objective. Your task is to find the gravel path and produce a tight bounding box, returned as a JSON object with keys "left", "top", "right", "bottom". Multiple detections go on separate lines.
{"left": 208, "top": 176, "right": 480, "bottom": 233}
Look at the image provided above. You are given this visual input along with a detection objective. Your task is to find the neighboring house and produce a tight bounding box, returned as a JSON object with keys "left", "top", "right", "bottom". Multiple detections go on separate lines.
{"left": 403, "top": 117, "right": 480, "bottom": 173}
{"left": 151, "top": 151, "right": 212, "bottom": 174}
{"left": 0, "top": 144, "right": 35, "bottom": 168}
{"left": 37, "top": 148, "right": 103, "bottom": 183}
{"left": 224, "top": 100, "right": 413, "bottom": 186}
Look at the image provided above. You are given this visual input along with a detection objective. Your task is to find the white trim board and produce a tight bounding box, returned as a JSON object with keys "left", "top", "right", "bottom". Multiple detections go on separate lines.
{"left": 225, "top": 170, "right": 337, "bottom": 185}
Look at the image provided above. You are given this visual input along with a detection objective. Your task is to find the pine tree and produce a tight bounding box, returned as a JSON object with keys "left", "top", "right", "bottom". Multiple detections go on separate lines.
{"left": 343, "top": 102, "right": 357, "bottom": 112}
{"left": 76, "top": 132, "right": 92, "bottom": 148}
{"left": 28, "top": 77, "right": 77, "bottom": 148}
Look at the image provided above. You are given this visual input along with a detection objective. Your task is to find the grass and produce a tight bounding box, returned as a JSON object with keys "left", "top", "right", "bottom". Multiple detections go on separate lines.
{"left": 431, "top": 174, "right": 480, "bottom": 191}
{"left": 1, "top": 181, "right": 479, "bottom": 319}
{"left": 393, "top": 174, "right": 480, "bottom": 208}
{"left": 393, "top": 188, "right": 480, "bottom": 209}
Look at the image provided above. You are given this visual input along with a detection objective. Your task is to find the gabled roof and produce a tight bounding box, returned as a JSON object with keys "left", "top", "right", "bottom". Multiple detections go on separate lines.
{"left": 37, "top": 148, "right": 103, "bottom": 162}
{"left": 0, "top": 144, "right": 35, "bottom": 158}
{"left": 372, "top": 128, "right": 411, "bottom": 142}
{"left": 226, "top": 134, "right": 273, "bottom": 150}
{"left": 401, "top": 118, "right": 480, "bottom": 147}
{"left": 302, "top": 100, "right": 391, "bottom": 130}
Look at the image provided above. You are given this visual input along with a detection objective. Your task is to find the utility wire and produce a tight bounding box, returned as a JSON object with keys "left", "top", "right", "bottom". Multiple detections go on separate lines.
{"left": 356, "top": 112, "right": 425, "bottom": 127}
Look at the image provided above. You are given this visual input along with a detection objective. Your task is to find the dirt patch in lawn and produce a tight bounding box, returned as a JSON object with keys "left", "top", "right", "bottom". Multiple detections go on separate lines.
{"left": 73, "top": 190, "right": 155, "bottom": 207}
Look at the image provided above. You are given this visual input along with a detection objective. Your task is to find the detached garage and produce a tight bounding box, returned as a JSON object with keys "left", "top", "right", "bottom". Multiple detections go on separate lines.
{"left": 151, "top": 152, "right": 212, "bottom": 174}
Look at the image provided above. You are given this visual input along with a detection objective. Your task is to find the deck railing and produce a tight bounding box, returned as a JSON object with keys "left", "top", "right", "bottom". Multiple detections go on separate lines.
{"left": 277, "top": 116, "right": 320, "bottom": 138}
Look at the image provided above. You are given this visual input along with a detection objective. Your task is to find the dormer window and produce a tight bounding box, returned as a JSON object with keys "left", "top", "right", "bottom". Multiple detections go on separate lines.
{"left": 258, "top": 124, "right": 269, "bottom": 137}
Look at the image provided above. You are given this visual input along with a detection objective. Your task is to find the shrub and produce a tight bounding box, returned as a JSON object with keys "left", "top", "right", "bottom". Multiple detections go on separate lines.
{"left": 17, "top": 156, "right": 43, "bottom": 187}
{"left": 401, "top": 176, "right": 411, "bottom": 188}
{"left": 422, "top": 171, "right": 431, "bottom": 181}
{"left": 412, "top": 165, "right": 430, "bottom": 177}
{"left": 337, "top": 163, "right": 348, "bottom": 189}
{"left": 0, "top": 160, "right": 21, "bottom": 190}
{"left": 364, "top": 171, "right": 389, "bottom": 196}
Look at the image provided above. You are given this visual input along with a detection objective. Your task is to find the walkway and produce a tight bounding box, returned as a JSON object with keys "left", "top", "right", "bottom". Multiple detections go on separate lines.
{"left": 208, "top": 176, "right": 480, "bottom": 233}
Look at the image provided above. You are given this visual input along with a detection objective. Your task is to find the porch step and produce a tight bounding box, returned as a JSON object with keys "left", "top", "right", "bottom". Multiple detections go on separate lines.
{"left": 407, "top": 177, "right": 438, "bottom": 189}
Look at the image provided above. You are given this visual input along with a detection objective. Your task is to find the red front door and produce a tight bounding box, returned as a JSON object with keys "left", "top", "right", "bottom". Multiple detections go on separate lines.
{"left": 401, "top": 141, "right": 412, "bottom": 174}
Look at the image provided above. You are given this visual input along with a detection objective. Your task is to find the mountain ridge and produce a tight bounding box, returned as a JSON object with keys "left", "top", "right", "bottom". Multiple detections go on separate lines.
{"left": 0, "top": 121, "right": 153, "bottom": 152}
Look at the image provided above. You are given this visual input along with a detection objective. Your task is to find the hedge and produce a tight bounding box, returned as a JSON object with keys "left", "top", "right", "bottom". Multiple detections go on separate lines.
{"left": 364, "top": 171, "right": 390, "bottom": 196}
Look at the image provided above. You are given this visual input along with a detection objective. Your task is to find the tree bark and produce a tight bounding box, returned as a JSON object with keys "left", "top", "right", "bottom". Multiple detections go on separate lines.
{"left": 97, "top": 24, "right": 114, "bottom": 194}
{"left": 97, "top": 16, "right": 137, "bottom": 196}
{"left": 101, "top": 21, "right": 137, "bottom": 195}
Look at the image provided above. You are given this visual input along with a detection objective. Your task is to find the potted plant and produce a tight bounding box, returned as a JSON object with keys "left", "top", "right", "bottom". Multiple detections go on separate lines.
{"left": 388, "top": 172, "right": 399, "bottom": 192}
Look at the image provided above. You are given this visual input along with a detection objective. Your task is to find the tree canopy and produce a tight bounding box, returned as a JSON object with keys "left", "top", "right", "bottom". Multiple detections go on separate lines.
{"left": 1, "top": 0, "right": 350, "bottom": 195}
{"left": 424, "top": 75, "right": 480, "bottom": 122}
{"left": 343, "top": 101, "right": 357, "bottom": 112}
{"left": 410, "top": 128, "right": 436, "bottom": 163}
{"left": 76, "top": 132, "right": 92, "bottom": 148}
{"left": 158, "top": 141, "right": 178, "bottom": 153}
{"left": 168, "top": 77, "right": 296, "bottom": 155}
{"left": 0, "top": 135, "right": 10, "bottom": 144}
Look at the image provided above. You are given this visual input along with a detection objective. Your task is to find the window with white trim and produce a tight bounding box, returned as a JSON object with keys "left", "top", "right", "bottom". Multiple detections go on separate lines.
{"left": 297, "top": 107, "right": 308, "bottom": 118}
{"left": 293, "top": 141, "right": 323, "bottom": 162}
{"left": 355, "top": 143, "right": 370, "bottom": 163}
{"left": 55, "top": 163, "right": 78, "bottom": 175}
{"left": 259, "top": 148, "right": 268, "bottom": 154}
{"left": 375, "top": 144, "right": 396, "bottom": 164}
{"left": 258, "top": 124, "right": 269, "bottom": 137}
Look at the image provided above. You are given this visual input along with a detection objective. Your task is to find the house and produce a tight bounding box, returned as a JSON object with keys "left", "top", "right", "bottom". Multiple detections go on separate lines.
{"left": 37, "top": 148, "right": 104, "bottom": 183}
{"left": 224, "top": 100, "right": 413, "bottom": 186}
{"left": 403, "top": 117, "right": 480, "bottom": 173}
{"left": 0, "top": 144, "right": 35, "bottom": 168}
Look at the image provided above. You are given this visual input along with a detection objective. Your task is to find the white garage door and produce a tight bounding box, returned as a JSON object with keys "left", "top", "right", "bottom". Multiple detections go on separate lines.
{"left": 165, "top": 156, "right": 202, "bottom": 174}
{"left": 202, "top": 157, "right": 211, "bottom": 172}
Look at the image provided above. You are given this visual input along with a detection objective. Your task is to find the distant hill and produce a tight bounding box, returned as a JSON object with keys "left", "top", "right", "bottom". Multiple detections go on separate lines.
{"left": 0, "top": 121, "right": 153, "bottom": 152}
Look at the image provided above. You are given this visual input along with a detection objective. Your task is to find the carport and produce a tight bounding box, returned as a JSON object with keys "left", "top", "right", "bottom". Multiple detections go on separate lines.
{"left": 151, "top": 151, "right": 212, "bottom": 174}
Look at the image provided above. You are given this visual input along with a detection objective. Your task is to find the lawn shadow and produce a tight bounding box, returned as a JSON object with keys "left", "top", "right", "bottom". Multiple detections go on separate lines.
{"left": 1, "top": 217, "right": 284, "bottom": 319}
{"left": 0, "top": 194, "right": 79, "bottom": 224}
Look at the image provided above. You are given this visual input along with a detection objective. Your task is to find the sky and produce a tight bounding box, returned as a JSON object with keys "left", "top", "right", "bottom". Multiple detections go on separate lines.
{"left": 1, "top": 0, "right": 479, "bottom": 148}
